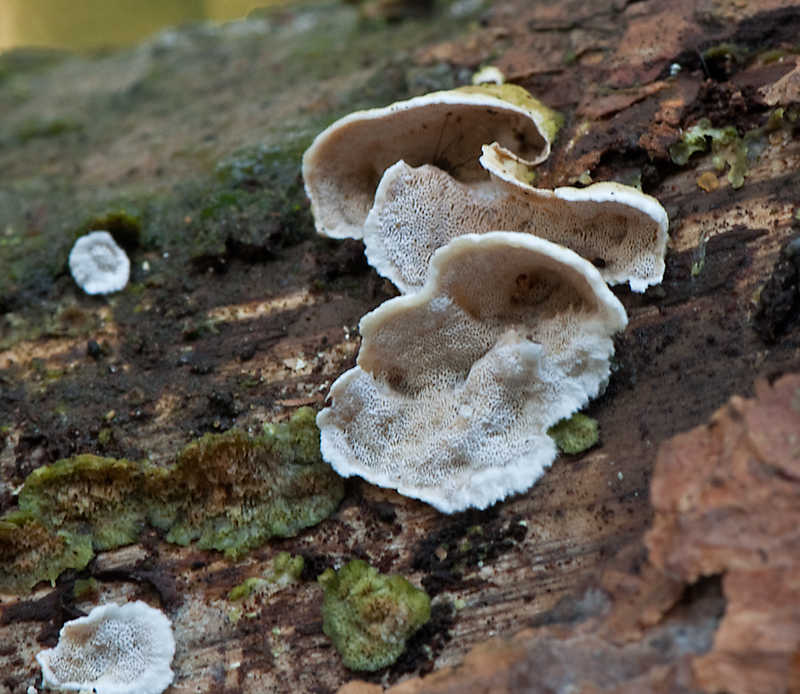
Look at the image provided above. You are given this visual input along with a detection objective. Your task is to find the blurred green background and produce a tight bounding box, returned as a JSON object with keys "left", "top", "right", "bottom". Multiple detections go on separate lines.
{"left": 0, "top": 0, "right": 280, "bottom": 52}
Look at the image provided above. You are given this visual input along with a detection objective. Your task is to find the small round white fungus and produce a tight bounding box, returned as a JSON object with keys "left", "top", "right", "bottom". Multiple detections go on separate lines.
{"left": 472, "top": 66, "right": 505, "bottom": 85}
{"left": 36, "top": 601, "right": 175, "bottom": 694}
{"left": 69, "top": 231, "right": 130, "bottom": 295}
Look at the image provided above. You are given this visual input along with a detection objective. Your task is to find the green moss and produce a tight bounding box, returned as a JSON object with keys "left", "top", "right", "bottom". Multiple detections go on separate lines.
{"left": 0, "top": 3, "right": 484, "bottom": 307}
{"left": 319, "top": 559, "right": 431, "bottom": 672}
{"left": 42, "top": 303, "right": 99, "bottom": 340}
{"left": 548, "top": 413, "right": 599, "bottom": 454}
{"left": 190, "top": 144, "right": 314, "bottom": 264}
{"left": 181, "top": 317, "right": 220, "bottom": 341}
{"left": 14, "top": 115, "right": 84, "bottom": 142}
{"left": 0, "top": 47, "right": 68, "bottom": 82}
{"left": 228, "top": 606, "right": 243, "bottom": 624}
{"left": 0, "top": 408, "right": 343, "bottom": 591}
{"left": 227, "top": 553, "right": 304, "bottom": 600}
{"left": 82, "top": 210, "right": 142, "bottom": 252}
{"left": 669, "top": 117, "right": 750, "bottom": 188}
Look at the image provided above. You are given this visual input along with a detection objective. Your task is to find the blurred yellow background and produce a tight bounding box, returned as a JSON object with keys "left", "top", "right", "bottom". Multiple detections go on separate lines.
{"left": 0, "top": 0, "right": 281, "bottom": 52}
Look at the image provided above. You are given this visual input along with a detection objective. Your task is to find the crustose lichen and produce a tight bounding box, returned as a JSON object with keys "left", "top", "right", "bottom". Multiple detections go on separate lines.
{"left": 318, "top": 559, "right": 431, "bottom": 672}
{"left": 0, "top": 408, "right": 343, "bottom": 592}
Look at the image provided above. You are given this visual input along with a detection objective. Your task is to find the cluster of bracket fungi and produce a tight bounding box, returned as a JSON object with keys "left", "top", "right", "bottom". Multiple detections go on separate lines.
{"left": 303, "top": 83, "right": 669, "bottom": 513}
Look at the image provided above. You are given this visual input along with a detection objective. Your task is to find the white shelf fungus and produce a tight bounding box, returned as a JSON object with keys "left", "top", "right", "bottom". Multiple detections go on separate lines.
{"left": 317, "top": 233, "right": 627, "bottom": 513}
{"left": 68, "top": 231, "right": 130, "bottom": 295}
{"left": 36, "top": 601, "right": 175, "bottom": 694}
{"left": 363, "top": 144, "right": 668, "bottom": 295}
{"left": 302, "top": 84, "right": 561, "bottom": 239}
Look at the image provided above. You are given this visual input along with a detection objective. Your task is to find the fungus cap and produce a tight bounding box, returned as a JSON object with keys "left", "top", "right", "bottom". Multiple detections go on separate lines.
{"left": 68, "top": 231, "right": 131, "bottom": 295}
{"left": 363, "top": 144, "right": 668, "bottom": 294}
{"left": 36, "top": 601, "right": 175, "bottom": 694}
{"left": 302, "top": 84, "right": 561, "bottom": 239}
{"left": 317, "top": 232, "right": 627, "bottom": 513}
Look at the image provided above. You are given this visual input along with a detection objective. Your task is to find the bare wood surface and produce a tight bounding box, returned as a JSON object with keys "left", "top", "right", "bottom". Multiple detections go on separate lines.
{"left": 1, "top": 1, "right": 799, "bottom": 693}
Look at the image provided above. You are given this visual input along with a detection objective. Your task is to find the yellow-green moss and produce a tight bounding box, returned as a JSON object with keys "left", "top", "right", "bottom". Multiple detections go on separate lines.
{"left": 0, "top": 408, "right": 343, "bottom": 592}
{"left": 319, "top": 559, "right": 431, "bottom": 672}
{"left": 548, "top": 413, "right": 599, "bottom": 454}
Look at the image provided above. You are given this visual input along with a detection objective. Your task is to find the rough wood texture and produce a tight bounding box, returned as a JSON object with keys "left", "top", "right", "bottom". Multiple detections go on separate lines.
{"left": 354, "top": 372, "right": 800, "bottom": 694}
{"left": 0, "top": 0, "right": 799, "bottom": 693}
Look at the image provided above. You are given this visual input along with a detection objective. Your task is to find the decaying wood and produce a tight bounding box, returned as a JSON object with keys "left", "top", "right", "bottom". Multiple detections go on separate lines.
{"left": 1, "top": 0, "right": 799, "bottom": 693}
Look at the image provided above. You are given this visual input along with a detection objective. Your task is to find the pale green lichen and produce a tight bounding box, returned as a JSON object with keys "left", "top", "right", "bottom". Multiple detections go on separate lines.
{"left": 228, "top": 577, "right": 267, "bottom": 601}
{"left": 0, "top": 512, "right": 93, "bottom": 593}
{"left": 73, "top": 577, "right": 100, "bottom": 599}
{"left": 669, "top": 108, "right": 798, "bottom": 190}
{"left": 319, "top": 559, "right": 431, "bottom": 672}
{"left": 165, "top": 409, "right": 342, "bottom": 558}
{"left": 18, "top": 453, "right": 168, "bottom": 552}
{"left": 669, "top": 118, "right": 749, "bottom": 188}
{"left": 548, "top": 413, "right": 599, "bottom": 454}
{"left": 0, "top": 408, "right": 343, "bottom": 592}
{"left": 269, "top": 551, "right": 304, "bottom": 583}
{"left": 703, "top": 42, "right": 750, "bottom": 64}
{"left": 228, "top": 551, "right": 305, "bottom": 600}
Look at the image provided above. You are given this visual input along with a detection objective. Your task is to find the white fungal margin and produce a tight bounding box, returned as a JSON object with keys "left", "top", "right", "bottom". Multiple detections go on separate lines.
{"left": 68, "top": 231, "right": 130, "bottom": 295}
{"left": 36, "top": 601, "right": 175, "bottom": 694}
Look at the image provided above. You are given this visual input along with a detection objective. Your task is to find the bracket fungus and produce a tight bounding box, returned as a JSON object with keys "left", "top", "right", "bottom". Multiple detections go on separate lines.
{"left": 68, "top": 230, "right": 130, "bottom": 295}
{"left": 302, "top": 84, "right": 561, "bottom": 239}
{"left": 363, "top": 143, "right": 668, "bottom": 294}
{"left": 317, "top": 233, "right": 627, "bottom": 513}
{"left": 36, "top": 601, "right": 175, "bottom": 694}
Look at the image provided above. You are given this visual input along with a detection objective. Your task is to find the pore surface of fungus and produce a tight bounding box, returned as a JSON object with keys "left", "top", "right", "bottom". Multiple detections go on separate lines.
{"left": 302, "top": 84, "right": 561, "bottom": 239}
{"left": 319, "top": 559, "right": 431, "bottom": 671}
{"left": 317, "top": 233, "right": 627, "bottom": 513}
{"left": 36, "top": 601, "right": 175, "bottom": 694}
{"left": 68, "top": 230, "right": 131, "bottom": 295}
{"left": 363, "top": 145, "right": 668, "bottom": 294}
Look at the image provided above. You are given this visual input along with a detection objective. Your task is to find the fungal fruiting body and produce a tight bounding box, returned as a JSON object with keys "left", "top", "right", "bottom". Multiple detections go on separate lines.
{"left": 68, "top": 230, "right": 130, "bottom": 295}
{"left": 317, "top": 233, "right": 627, "bottom": 513}
{"left": 302, "top": 84, "right": 562, "bottom": 239}
{"left": 36, "top": 601, "right": 175, "bottom": 694}
{"left": 363, "top": 144, "right": 668, "bottom": 294}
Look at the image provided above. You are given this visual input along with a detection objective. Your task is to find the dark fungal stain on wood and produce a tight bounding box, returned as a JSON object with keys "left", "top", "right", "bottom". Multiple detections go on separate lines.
{"left": 753, "top": 234, "right": 800, "bottom": 342}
